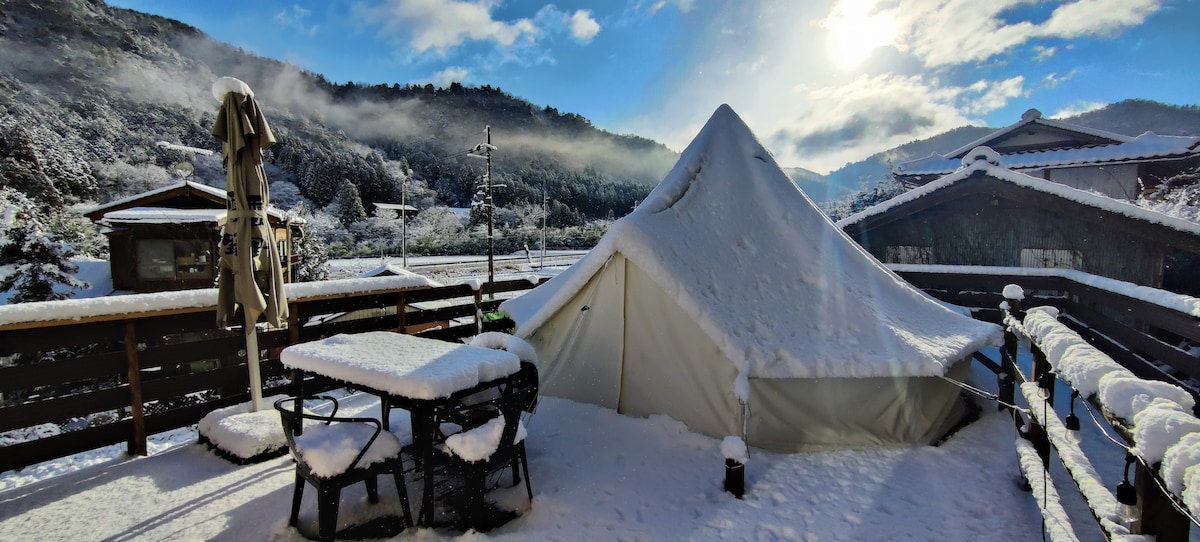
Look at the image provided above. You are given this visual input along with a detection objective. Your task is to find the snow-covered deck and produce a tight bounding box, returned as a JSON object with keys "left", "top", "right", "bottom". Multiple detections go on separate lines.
{"left": 0, "top": 390, "right": 1045, "bottom": 541}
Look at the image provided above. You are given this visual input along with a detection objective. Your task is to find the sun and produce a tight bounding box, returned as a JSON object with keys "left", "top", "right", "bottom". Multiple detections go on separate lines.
{"left": 823, "top": 0, "right": 897, "bottom": 71}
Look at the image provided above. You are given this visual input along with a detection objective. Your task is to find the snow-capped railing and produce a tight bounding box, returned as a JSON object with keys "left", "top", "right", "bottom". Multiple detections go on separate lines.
{"left": 0, "top": 276, "right": 545, "bottom": 474}
{"left": 894, "top": 264, "right": 1200, "bottom": 395}
{"left": 1003, "top": 286, "right": 1200, "bottom": 541}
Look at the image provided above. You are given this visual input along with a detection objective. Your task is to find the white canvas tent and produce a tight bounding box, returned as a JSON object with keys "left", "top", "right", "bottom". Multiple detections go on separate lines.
{"left": 501, "top": 105, "right": 1003, "bottom": 452}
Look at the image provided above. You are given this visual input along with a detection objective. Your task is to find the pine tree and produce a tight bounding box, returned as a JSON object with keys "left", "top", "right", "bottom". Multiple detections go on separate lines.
{"left": 0, "top": 189, "right": 88, "bottom": 303}
{"left": 289, "top": 204, "right": 330, "bottom": 282}
{"left": 329, "top": 180, "right": 368, "bottom": 229}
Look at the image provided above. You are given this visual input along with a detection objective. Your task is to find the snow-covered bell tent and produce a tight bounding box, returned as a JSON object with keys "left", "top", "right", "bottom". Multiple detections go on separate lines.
{"left": 500, "top": 105, "right": 1003, "bottom": 452}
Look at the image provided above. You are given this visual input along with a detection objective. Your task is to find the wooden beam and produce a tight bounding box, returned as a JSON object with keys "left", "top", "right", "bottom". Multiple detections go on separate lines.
{"left": 124, "top": 321, "right": 146, "bottom": 457}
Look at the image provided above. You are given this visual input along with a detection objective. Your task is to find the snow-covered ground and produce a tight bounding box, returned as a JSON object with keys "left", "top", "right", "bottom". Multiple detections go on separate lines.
{"left": 329, "top": 251, "right": 588, "bottom": 283}
{"left": 0, "top": 347, "right": 1133, "bottom": 541}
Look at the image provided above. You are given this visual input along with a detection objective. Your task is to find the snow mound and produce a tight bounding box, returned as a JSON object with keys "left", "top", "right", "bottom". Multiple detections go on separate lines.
{"left": 212, "top": 76, "right": 254, "bottom": 101}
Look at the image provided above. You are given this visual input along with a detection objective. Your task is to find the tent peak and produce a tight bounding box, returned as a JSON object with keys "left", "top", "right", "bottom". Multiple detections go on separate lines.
{"left": 636, "top": 104, "right": 773, "bottom": 215}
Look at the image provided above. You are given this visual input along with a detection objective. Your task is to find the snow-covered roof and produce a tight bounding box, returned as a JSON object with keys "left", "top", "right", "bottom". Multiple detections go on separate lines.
{"left": 101, "top": 207, "right": 227, "bottom": 224}
{"left": 897, "top": 131, "right": 1200, "bottom": 176}
{"left": 945, "top": 109, "right": 1132, "bottom": 159}
{"left": 373, "top": 202, "right": 418, "bottom": 213}
{"left": 86, "top": 180, "right": 289, "bottom": 222}
{"left": 502, "top": 105, "right": 1002, "bottom": 380}
{"left": 87, "top": 181, "right": 226, "bottom": 216}
{"left": 841, "top": 146, "right": 1200, "bottom": 237}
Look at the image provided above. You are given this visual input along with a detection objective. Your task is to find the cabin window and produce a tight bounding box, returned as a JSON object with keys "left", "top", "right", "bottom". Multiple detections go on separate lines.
{"left": 1020, "top": 248, "right": 1083, "bottom": 270}
{"left": 885, "top": 245, "right": 933, "bottom": 265}
{"left": 136, "top": 240, "right": 212, "bottom": 281}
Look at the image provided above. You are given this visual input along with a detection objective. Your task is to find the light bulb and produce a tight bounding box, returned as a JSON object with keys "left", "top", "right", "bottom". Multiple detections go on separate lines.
{"left": 1036, "top": 372, "right": 1053, "bottom": 399}
{"left": 1063, "top": 412, "right": 1080, "bottom": 445}
{"left": 1116, "top": 479, "right": 1139, "bottom": 525}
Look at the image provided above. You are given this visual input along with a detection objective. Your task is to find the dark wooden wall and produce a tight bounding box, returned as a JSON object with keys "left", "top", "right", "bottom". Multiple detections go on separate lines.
{"left": 845, "top": 179, "right": 1177, "bottom": 289}
{"left": 107, "top": 223, "right": 221, "bottom": 292}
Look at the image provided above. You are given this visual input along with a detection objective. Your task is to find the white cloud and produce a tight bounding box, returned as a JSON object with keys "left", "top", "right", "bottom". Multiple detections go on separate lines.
{"left": 354, "top": 0, "right": 540, "bottom": 55}
{"left": 768, "top": 73, "right": 1024, "bottom": 170}
{"left": 1033, "top": 45, "right": 1056, "bottom": 62}
{"left": 837, "top": 0, "right": 1163, "bottom": 67}
{"left": 1041, "top": 70, "right": 1074, "bottom": 89}
{"left": 621, "top": 0, "right": 1160, "bottom": 173}
{"left": 965, "top": 76, "right": 1025, "bottom": 115}
{"left": 1050, "top": 100, "right": 1107, "bottom": 119}
{"left": 568, "top": 10, "right": 601, "bottom": 43}
{"left": 432, "top": 66, "right": 469, "bottom": 86}
{"left": 274, "top": 4, "right": 319, "bottom": 36}
{"left": 1040, "top": 0, "right": 1162, "bottom": 38}
{"left": 647, "top": 0, "right": 697, "bottom": 16}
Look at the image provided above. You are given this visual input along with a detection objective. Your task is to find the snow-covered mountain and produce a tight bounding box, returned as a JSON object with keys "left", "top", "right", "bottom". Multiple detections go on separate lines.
{"left": 0, "top": 0, "right": 676, "bottom": 221}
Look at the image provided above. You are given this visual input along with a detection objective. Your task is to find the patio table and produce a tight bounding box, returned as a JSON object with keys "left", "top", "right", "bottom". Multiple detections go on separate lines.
{"left": 280, "top": 331, "right": 522, "bottom": 527}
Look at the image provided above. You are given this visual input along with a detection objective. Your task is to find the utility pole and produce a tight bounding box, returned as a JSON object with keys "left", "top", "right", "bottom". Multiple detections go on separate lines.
{"left": 485, "top": 125, "right": 493, "bottom": 284}
{"left": 540, "top": 182, "right": 547, "bottom": 269}
{"left": 401, "top": 178, "right": 408, "bottom": 268}
{"left": 467, "top": 126, "right": 498, "bottom": 284}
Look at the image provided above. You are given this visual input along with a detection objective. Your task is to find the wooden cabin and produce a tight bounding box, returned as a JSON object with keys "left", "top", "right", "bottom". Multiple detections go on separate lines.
{"left": 840, "top": 150, "right": 1200, "bottom": 295}
{"left": 85, "top": 181, "right": 296, "bottom": 293}
{"left": 893, "top": 109, "right": 1200, "bottom": 199}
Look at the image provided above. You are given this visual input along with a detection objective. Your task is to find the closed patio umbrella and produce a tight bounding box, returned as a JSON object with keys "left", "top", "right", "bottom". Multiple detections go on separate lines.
{"left": 212, "top": 77, "right": 288, "bottom": 412}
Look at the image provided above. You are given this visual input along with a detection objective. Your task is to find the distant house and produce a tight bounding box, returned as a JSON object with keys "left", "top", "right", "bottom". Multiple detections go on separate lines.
{"left": 841, "top": 148, "right": 1200, "bottom": 295}
{"left": 372, "top": 202, "right": 418, "bottom": 219}
{"left": 893, "top": 109, "right": 1200, "bottom": 200}
{"left": 84, "top": 181, "right": 297, "bottom": 293}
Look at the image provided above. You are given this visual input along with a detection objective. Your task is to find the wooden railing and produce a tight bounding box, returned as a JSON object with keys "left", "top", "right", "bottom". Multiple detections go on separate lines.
{"left": 894, "top": 265, "right": 1200, "bottom": 402}
{"left": 0, "top": 277, "right": 545, "bottom": 474}
{"left": 893, "top": 265, "right": 1200, "bottom": 541}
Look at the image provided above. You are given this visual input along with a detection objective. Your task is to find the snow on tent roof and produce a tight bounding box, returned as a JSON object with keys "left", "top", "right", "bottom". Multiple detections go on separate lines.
{"left": 502, "top": 104, "right": 1002, "bottom": 380}
{"left": 839, "top": 146, "right": 1200, "bottom": 237}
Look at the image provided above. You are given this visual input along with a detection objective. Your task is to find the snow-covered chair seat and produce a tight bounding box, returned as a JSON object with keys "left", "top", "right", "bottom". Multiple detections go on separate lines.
{"left": 428, "top": 371, "right": 538, "bottom": 531}
{"left": 275, "top": 396, "right": 413, "bottom": 541}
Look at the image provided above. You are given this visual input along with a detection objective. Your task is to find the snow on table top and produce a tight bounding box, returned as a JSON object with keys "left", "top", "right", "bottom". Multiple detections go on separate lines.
{"left": 503, "top": 104, "right": 1001, "bottom": 380}
{"left": 280, "top": 331, "right": 521, "bottom": 400}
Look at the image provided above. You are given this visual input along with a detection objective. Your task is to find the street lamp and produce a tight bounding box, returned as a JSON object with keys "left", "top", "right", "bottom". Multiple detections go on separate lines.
{"left": 373, "top": 199, "right": 415, "bottom": 267}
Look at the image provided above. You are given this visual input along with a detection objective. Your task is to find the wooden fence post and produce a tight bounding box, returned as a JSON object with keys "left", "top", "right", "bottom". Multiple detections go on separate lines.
{"left": 1001, "top": 289, "right": 1022, "bottom": 413}
{"left": 1028, "top": 359, "right": 1053, "bottom": 465}
{"left": 1136, "top": 461, "right": 1190, "bottom": 541}
{"left": 474, "top": 288, "right": 483, "bottom": 336}
{"left": 123, "top": 321, "right": 146, "bottom": 457}
{"left": 396, "top": 291, "right": 408, "bottom": 334}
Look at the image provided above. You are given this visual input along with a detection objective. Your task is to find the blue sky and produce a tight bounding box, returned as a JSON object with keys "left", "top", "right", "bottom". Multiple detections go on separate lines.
{"left": 107, "top": 0, "right": 1200, "bottom": 173}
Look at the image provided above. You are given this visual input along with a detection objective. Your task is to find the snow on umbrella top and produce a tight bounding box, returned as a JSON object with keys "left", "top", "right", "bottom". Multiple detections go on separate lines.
{"left": 211, "top": 77, "right": 287, "bottom": 329}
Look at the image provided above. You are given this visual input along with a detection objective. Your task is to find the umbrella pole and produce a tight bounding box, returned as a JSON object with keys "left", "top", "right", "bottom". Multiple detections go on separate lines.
{"left": 245, "top": 315, "right": 264, "bottom": 412}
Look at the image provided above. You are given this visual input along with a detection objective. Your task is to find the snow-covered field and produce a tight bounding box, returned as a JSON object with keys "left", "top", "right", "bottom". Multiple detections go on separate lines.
{"left": 0, "top": 348, "right": 1128, "bottom": 541}
{"left": 328, "top": 251, "right": 588, "bottom": 283}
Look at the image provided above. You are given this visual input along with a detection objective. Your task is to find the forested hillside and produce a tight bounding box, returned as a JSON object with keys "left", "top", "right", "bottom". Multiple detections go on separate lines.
{"left": 0, "top": 0, "right": 677, "bottom": 260}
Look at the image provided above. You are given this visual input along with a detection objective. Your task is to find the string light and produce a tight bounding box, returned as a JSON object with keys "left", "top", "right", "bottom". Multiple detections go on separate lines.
{"left": 1036, "top": 371, "right": 1054, "bottom": 399}
{"left": 1063, "top": 390, "right": 1081, "bottom": 445}
{"left": 1115, "top": 452, "right": 1139, "bottom": 527}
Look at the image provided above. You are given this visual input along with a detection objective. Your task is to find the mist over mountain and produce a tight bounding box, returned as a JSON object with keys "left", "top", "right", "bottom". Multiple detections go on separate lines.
{"left": 0, "top": 0, "right": 677, "bottom": 223}
{"left": 810, "top": 100, "right": 1200, "bottom": 202}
